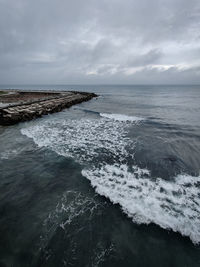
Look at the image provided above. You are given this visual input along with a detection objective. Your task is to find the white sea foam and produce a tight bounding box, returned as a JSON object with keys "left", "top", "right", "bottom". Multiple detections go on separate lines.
{"left": 82, "top": 165, "right": 200, "bottom": 244}
{"left": 100, "top": 113, "right": 144, "bottom": 122}
{"left": 21, "top": 116, "right": 134, "bottom": 163}
{"left": 21, "top": 114, "right": 200, "bottom": 244}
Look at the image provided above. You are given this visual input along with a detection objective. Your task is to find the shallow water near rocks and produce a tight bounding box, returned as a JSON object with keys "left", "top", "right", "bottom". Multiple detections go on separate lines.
{"left": 0, "top": 85, "right": 200, "bottom": 267}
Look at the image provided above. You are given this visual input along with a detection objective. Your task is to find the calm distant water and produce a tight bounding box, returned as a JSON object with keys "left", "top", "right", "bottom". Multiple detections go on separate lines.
{"left": 0, "top": 85, "right": 200, "bottom": 267}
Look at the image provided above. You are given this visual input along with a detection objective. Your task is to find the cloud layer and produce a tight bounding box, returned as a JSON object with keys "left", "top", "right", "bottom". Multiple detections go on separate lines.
{"left": 0, "top": 0, "right": 200, "bottom": 84}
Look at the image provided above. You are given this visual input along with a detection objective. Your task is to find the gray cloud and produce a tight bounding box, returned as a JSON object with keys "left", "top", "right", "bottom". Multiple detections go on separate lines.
{"left": 0, "top": 0, "right": 200, "bottom": 84}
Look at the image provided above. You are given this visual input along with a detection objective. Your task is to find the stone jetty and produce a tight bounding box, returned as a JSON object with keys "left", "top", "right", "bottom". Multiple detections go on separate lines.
{"left": 0, "top": 90, "right": 97, "bottom": 125}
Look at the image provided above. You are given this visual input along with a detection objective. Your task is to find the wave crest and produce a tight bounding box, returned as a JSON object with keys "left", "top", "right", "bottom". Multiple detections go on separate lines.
{"left": 100, "top": 113, "right": 144, "bottom": 122}
{"left": 82, "top": 164, "right": 200, "bottom": 244}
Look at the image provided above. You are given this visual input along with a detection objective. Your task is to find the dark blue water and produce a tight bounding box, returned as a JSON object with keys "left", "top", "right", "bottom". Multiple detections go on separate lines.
{"left": 0, "top": 85, "right": 200, "bottom": 267}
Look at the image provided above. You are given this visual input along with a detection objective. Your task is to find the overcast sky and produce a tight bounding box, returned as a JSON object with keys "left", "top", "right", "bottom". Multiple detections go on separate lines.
{"left": 0, "top": 0, "right": 200, "bottom": 84}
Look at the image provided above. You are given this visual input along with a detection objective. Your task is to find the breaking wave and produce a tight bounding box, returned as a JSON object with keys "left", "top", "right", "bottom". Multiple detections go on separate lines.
{"left": 21, "top": 113, "right": 200, "bottom": 244}
{"left": 100, "top": 113, "right": 144, "bottom": 122}
{"left": 82, "top": 165, "right": 200, "bottom": 244}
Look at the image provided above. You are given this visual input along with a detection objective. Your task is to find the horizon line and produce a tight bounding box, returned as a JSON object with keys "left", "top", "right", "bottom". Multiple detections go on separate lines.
{"left": 1, "top": 84, "right": 200, "bottom": 87}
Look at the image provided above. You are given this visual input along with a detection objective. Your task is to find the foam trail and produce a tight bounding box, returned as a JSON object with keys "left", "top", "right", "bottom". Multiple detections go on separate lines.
{"left": 100, "top": 113, "right": 144, "bottom": 122}
{"left": 39, "top": 190, "right": 104, "bottom": 259}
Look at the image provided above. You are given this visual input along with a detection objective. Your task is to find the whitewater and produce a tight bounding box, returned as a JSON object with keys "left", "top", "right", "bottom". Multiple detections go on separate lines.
{"left": 21, "top": 112, "right": 200, "bottom": 245}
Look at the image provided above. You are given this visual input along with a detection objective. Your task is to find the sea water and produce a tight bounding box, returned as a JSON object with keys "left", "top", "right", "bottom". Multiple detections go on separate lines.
{"left": 0, "top": 85, "right": 200, "bottom": 266}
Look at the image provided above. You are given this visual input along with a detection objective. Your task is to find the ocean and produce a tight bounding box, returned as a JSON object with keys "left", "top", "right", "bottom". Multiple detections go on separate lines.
{"left": 0, "top": 85, "right": 200, "bottom": 267}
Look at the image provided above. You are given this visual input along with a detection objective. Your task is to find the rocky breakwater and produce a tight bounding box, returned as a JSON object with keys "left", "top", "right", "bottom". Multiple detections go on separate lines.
{"left": 0, "top": 91, "right": 97, "bottom": 126}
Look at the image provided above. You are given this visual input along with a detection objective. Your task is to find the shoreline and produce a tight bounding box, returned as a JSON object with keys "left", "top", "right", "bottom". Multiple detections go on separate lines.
{"left": 0, "top": 90, "right": 97, "bottom": 126}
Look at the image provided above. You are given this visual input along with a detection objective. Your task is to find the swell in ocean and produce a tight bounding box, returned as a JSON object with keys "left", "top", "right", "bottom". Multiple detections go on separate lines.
{"left": 21, "top": 112, "right": 200, "bottom": 245}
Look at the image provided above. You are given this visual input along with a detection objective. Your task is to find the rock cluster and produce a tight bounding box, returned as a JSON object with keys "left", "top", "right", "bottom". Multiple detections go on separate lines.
{"left": 0, "top": 91, "right": 97, "bottom": 126}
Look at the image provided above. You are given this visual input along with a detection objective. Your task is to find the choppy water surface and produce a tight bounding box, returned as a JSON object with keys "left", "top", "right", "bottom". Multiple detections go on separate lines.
{"left": 0, "top": 85, "right": 200, "bottom": 267}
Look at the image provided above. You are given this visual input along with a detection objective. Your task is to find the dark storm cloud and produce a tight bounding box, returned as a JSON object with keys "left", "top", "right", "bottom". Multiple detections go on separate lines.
{"left": 0, "top": 0, "right": 200, "bottom": 84}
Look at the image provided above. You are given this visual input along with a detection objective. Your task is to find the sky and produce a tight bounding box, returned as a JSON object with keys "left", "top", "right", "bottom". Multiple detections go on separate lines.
{"left": 0, "top": 0, "right": 200, "bottom": 85}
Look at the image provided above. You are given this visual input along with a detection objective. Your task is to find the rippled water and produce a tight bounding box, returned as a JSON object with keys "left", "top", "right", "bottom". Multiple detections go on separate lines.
{"left": 0, "top": 85, "right": 200, "bottom": 266}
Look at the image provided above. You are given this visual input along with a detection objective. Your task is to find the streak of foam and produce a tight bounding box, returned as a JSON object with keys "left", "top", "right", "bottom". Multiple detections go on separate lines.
{"left": 43, "top": 191, "right": 101, "bottom": 232}
{"left": 91, "top": 242, "right": 114, "bottom": 267}
{"left": 100, "top": 113, "right": 144, "bottom": 122}
{"left": 39, "top": 190, "right": 113, "bottom": 265}
{"left": 82, "top": 164, "right": 200, "bottom": 244}
{"left": 39, "top": 191, "right": 103, "bottom": 255}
